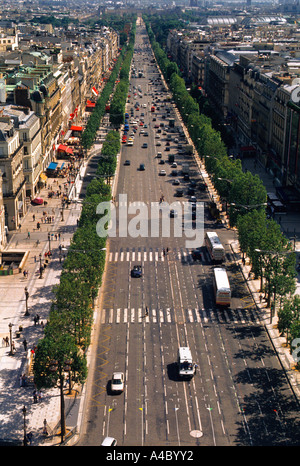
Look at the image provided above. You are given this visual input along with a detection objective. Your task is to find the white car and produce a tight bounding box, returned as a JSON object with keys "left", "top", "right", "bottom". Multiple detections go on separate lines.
{"left": 111, "top": 372, "right": 124, "bottom": 392}
{"left": 159, "top": 169, "right": 166, "bottom": 176}
{"left": 101, "top": 437, "right": 117, "bottom": 446}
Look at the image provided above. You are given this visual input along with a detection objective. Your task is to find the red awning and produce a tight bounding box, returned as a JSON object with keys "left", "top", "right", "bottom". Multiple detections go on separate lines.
{"left": 57, "top": 144, "right": 74, "bottom": 155}
{"left": 57, "top": 144, "right": 68, "bottom": 151}
{"left": 92, "top": 86, "right": 98, "bottom": 96}
{"left": 70, "top": 125, "right": 83, "bottom": 131}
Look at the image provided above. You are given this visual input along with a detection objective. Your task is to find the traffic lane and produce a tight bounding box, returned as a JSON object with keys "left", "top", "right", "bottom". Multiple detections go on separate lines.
{"left": 101, "top": 253, "right": 131, "bottom": 311}
{"left": 122, "top": 321, "right": 147, "bottom": 445}
{"left": 79, "top": 320, "right": 128, "bottom": 446}
{"left": 142, "top": 321, "right": 175, "bottom": 445}
{"left": 190, "top": 314, "right": 247, "bottom": 445}
{"left": 221, "top": 322, "right": 300, "bottom": 445}
{"left": 101, "top": 322, "right": 128, "bottom": 445}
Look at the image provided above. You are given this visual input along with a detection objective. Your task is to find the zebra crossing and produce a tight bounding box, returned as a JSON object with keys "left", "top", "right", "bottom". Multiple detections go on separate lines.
{"left": 108, "top": 247, "right": 206, "bottom": 263}
{"left": 100, "top": 307, "right": 261, "bottom": 325}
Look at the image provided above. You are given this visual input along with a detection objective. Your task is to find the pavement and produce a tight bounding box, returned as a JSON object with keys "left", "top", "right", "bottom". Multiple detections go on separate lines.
{"left": 0, "top": 155, "right": 89, "bottom": 446}
{"left": 0, "top": 119, "right": 300, "bottom": 447}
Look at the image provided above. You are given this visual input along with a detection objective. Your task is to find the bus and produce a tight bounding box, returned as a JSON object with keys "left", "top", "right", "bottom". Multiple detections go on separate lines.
{"left": 177, "top": 347, "right": 195, "bottom": 379}
{"left": 205, "top": 231, "right": 225, "bottom": 263}
{"left": 213, "top": 268, "right": 231, "bottom": 307}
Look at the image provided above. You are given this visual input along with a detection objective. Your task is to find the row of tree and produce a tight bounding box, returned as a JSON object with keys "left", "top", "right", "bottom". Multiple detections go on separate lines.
{"left": 109, "top": 20, "right": 136, "bottom": 127}
{"left": 80, "top": 45, "right": 128, "bottom": 151}
{"left": 33, "top": 18, "right": 135, "bottom": 436}
{"left": 144, "top": 18, "right": 299, "bottom": 366}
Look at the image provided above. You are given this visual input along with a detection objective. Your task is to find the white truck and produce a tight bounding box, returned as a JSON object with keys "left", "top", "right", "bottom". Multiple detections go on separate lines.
{"left": 177, "top": 347, "right": 195, "bottom": 379}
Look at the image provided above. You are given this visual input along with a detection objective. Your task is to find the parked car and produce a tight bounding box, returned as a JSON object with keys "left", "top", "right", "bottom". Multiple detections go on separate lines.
{"left": 139, "top": 163, "right": 145, "bottom": 171}
{"left": 124, "top": 160, "right": 131, "bottom": 165}
{"left": 159, "top": 169, "right": 166, "bottom": 176}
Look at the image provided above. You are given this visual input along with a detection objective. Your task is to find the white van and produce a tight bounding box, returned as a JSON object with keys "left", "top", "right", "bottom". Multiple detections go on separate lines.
{"left": 177, "top": 347, "right": 195, "bottom": 379}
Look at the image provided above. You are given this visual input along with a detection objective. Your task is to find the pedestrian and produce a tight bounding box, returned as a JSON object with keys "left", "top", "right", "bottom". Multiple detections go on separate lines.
{"left": 27, "top": 231, "right": 30, "bottom": 239}
{"left": 166, "top": 247, "right": 169, "bottom": 254}
{"left": 33, "top": 390, "right": 38, "bottom": 403}
{"left": 23, "top": 339, "right": 27, "bottom": 351}
{"left": 36, "top": 314, "right": 40, "bottom": 324}
{"left": 145, "top": 306, "right": 149, "bottom": 316}
{"left": 23, "top": 270, "right": 26, "bottom": 278}
{"left": 22, "top": 374, "right": 27, "bottom": 387}
{"left": 27, "top": 432, "right": 33, "bottom": 445}
{"left": 163, "top": 248, "right": 166, "bottom": 257}
{"left": 32, "top": 214, "right": 35, "bottom": 221}
{"left": 5, "top": 336, "right": 9, "bottom": 347}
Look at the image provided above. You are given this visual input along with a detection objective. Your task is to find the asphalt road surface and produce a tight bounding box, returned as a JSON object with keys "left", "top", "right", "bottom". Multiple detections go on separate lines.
{"left": 77, "top": 22, "right": 300, "bottom": 447}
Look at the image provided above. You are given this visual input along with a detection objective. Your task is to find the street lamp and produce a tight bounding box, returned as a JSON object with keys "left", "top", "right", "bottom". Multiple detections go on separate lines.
{"left": 39, "top": 253, "right": 43, "bottom": 279}
{"left": 8, "top": 323, "right": 13, "bottom": 356}
{"left": 24, "top": 287, "right": 29, "bottom": 316}
{"left": 22, "top": 405, "right": 28, "bottom": 446}
{"left": 48, "top": 232, "right": 51, "bottom": 253}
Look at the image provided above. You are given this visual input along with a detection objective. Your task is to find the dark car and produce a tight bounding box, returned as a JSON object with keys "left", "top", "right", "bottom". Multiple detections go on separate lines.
{"left": 170, "top": 209, "right": 178, "bottom": 218}
{"left": 124, "top": 160, "right": 131, "bottom": 165}
{"left": 139, "top": 163, "right": 145, "bottom": 171}
{"left": 131, "top": 265, "right": 142, "bottom": 277}
{"left": 176, "top": 188, "right": 184, "bottom": 197}
{"left": 191, "top": 248, "right": 202, "bottom": 261}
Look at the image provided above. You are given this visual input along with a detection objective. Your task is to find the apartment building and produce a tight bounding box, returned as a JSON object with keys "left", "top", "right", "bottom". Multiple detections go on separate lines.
{"left": 2, "top": 105, "right": 42, "bottom": 198}
{"left": 0, "top": 115, "right": 26, "bottom": 230}
{"left": 0, "top": 24, "right": 119, "bottom": 231}
{"left": 166, "top": 23, "right": 300, "bottom": 193}
{"left": 30, "top": 72, "right": 62, "bottom": 172}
